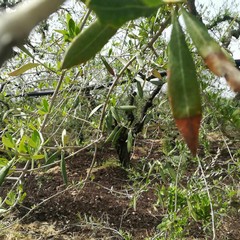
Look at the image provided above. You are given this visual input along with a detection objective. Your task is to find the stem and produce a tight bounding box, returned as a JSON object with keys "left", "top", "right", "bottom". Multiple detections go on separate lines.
{"left": 197, "top": 156, "right": 216, "bottom": 240}
{"left": 40, "top": 71, "right": 66, "bottom": 132}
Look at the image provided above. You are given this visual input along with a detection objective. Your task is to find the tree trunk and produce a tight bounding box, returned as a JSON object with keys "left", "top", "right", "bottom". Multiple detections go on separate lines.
{"left": 115, "top": 128, "right": 131, "bottom": 167}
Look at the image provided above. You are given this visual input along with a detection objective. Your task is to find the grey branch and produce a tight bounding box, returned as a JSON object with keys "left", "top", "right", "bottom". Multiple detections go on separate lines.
{"left": 0, "top": 0, "right": 66, "bottom": 67}
{"left": 186, "top": 0, "right": 202, "bottom": 22}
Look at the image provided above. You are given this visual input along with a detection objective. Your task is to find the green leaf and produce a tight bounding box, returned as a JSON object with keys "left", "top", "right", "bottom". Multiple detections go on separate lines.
{"left": 117, "top": 57, "right": 136, "bottom": 72}
{"left": 5, "top": 190, "right": 16, "bottom": 206}
{"left": 0, "top": 159, "right": 14, "bottom": 187}
{"left": 62, "top": 19, "right": 118, "bottom": 69}
{"left": 17, "top": 45, "right": 34, "bottom": 59}
{"left": 68, "top": 18, "right": 76, "bottom": 37}
{"left": 152, "top": 69, "right": 163, "bottom": 79}
{"left": 2, "top": 136, "right": 15, "bottom": 149}
{"left": 105, "top": 125, "right": 120, "bottom": 143}
{"left": 0, "top": 158, "right": 8, "bottom": 167}
{"left": 8, "top": 63, "right": 39, "bottom": 76}
{"left": 32, "top": 154, "right": 45, "bottom": 160}
{"left": 105, "top": 112, "right": 113, "bottom": 131}
{"left": 101, "top": 56, "right": 115, "bottom": 76}
{"left": 28, "top": 139, "right": 37, "bottom": 148}
{"left": 150, "top": 78, "right": 162, "bottom": 86}
{"left": 55, "top": 29, "right": 70, "bottom": 41}
{"left": 42, "top": 99, "right": 49, "bottom": 112}
{"left": 168, "top": 14, "right": 201, "bottom": 118}
{"left": 166, "top": 163, "right": 176, "bottom": 181}
{"left": 28, "top": 123, "right": 37, "bottom": 131}
{"left": 18, "top": 135, "right": 28, "bottom": 153}
{"left": 37, "top": 110, "right": 48, "bottom": 115}
{"left": 110, "top": 106, "right": 121, "bottom": 122}
{"left": 32, "top": 130, "right": 42, "bottom": 143}
{"left": 88, "top": 0, "right": 162, "bottom": 27}
{"left": 127, "top": 130, "right": 133, "bottom": 152}
{"left": 232, "top": 109, "right": 240, "bottom": 129}
{"left": 45, "top": 151, "right": 60, "bottom": 165}
{"left": 30, "top": 130, "right": 43, "bottom": 152}
{"left": 89, "top": 103, "right": 104, "bottom": 118}
{"left": 168, "top": 13, "right": 202, "bottom": 155}
{"left": 181, "top": 8, "right": 220, "bottom": 59}
{"left": 182, "top": 8, "right": 240, "bottom": 92}
{"left": 137, "top": 81, "right": 143, "bottom": 98}
{"left": 55, "top": 29, "right": 69, "bottom": 35}
{"left": 60, "top": 151, "right": 68, "bottom": 185}
{"left": 72, "top": 96, "right": 80, "bottom": 109}
{"left": 112, "top": 126, "right": 124, "bottom": 145}
{"left": 136, "top": 54, "right": 144, "bottom": 68}
{"left": 117, "top": 105, "right": 137, "bottom": 110}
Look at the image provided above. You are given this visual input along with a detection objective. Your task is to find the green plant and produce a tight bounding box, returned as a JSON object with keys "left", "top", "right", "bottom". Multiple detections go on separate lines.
{"left": 0, "top": 1, "right": 239, "bottom": 239}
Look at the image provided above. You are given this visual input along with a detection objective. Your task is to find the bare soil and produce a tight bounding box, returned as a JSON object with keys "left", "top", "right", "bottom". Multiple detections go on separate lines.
{"left": 0, "top": 136, "right": 239, "bottom": 239}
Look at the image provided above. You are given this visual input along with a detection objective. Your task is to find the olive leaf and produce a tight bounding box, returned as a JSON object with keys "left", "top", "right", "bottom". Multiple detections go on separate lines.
{"left": 62, "top": 19, "right": 118, "bottom": 69}
{"left": 182, "top": 8, "right": 240, "bottom": 92}
{"left": 87, "top": 0, "right": 162, "bottom": 27}
{"left": 168, "top": 12, "right": 202, "bottom": 155}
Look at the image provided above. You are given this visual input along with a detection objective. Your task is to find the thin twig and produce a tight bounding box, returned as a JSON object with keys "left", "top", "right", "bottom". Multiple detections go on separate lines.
{"left": 174, "top": 155, "right": 183, "bottom": 212}
{"left": 40, "top": 71, "right": 66, "bottom": 132}
{"left": 197, "top": 156, "right": 216, "bottom": 240}
{"left": 79, "top": 9, "right": 92, "bottom": 33}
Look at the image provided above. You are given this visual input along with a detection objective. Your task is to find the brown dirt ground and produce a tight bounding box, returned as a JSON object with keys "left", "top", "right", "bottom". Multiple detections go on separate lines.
{"left": 0, "top": 136, "right": 240, "bottom": 239}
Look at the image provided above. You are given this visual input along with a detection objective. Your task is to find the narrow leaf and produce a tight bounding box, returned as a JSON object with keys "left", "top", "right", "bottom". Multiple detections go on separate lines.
{"left": 68, "top": 18, "right": 76, "bottom": 37}
{"left": 150, "top": 78, "right": 162, "bottom": 86}
{"left": 8, "top": 63, "right": 39, "bottom": 76}
{"left": 117, "top": 57, "right": 136, "bottom": 72}
{"left": 181, "top": 8, "right": 219, "bottom": 59}
{"left": 112, "top": 126, "right": 124, "bottom": 145}
{"left": 88, "top": 0, "right": 162, "bottom": 27}
{"left": 101, "top": 56, "right": 115, "bottom": 76}
{"left": 45, "top": 151, "right": 60, "bottom": 165}
{"left": 136, "top": 54, "right": 144, "bottom": 68}
{"left": 152, "top": 69, "right": 162, "bottom": 79}
{"left": 42, "top": 98, "right": 49, "bottom": 112}
{"left": 0, "top": 166, "right": 10, "bottom": 186}
{"left": 137, "top": 81, "right": 143, "bottom": 98}
{"left": 32, "top": 154, "right": 45, "bottom": 160}
{"left": 127, "top": 130, "right": 133, "bottom": 152}
{"left": 62, "top": 19, "right": 118, "bottom": 69}
{"left": 168, "top": 13, "right": 202, "bottom": 155}
{"left": 105, "top": 112, "right": 113, "bottom": 131}
{"left": 117, "top": 105, "right": 137, "bottom": 110}
{"left": 110, "top": 106, "right": 121, "bottom": 122}
{"left": 0, "top": 160, "right": 14, "bottom": 187}
{"left": 18, "top": 135, "right": 28, "bottom": 153}
{"left": 105, "top": 126, "right": 120, "bottom": 143}
{"left": 182, "top": 8, "right": 240, "bottom": 92}
{"left": 89, "top": 103, "right": 104, "bottom": 118}
{"left": 18, "top": 45, "right": 34, "bottom": 59}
